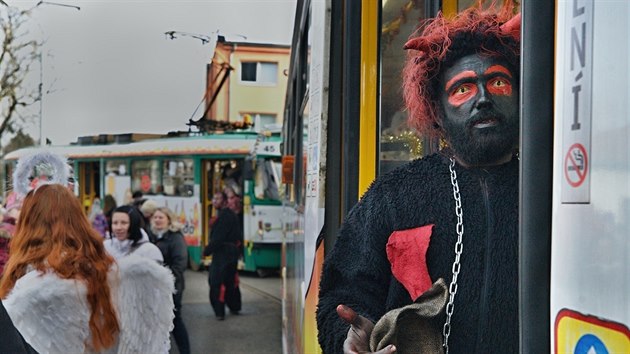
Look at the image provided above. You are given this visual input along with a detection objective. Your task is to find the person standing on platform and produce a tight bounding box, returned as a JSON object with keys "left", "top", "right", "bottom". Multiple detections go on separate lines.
{"left": 140, "top": 199, "right": 159, "bottom": 242}
{"left": 224, "top": 186, "right": 244, "bottom": 253}
{"left": 104, "top": 205, "right": 164, "bottom": 264}
{"left": 203, "top": 192, "right": 242, "bottom": 320}
{"left": 224, "top": 186, "right": 244, "bottom": 310}
{"left": 103, "top": 194, "right": 117, "bottom": 227}
{"left": 151, "top": 206, "right": 191, "bottom": 354}
{"left": 316, "top": 2, "right": 521, "bottom": 353}
{"left": 88, "top": 198, "right": 108, "bottom": 238}
{"left": 0, "top": 195, "right": 21, "bottom": 278}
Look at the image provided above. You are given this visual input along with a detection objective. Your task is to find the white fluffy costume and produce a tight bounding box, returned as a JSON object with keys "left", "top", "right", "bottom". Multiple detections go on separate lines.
{"left": 3, "top": 149, "right": 176, "bottom": 354}
{"left": 3, "top": 254, "right": 175, "bottom": 354}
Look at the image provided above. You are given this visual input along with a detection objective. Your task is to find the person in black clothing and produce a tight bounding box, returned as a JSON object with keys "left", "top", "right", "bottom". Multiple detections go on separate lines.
{"left": 102, "top": 194, "right": 117, "bottom": 228}
{"left": 224, "top": 186, "right": 244, "bottom": 310}
{"left": 0, "top": 300, "right": 36, "bottom": 353}
{"left": 316, "top": 2, "right": 521, "bottom": 353}
{"left": 203, "top": 192, "right": 242, "bottom": 320}
{"left": 224, "top": 186, "right": 244, "bottom": 256}
{"left": 151, "top": 206, "right": 191, "bottom": 354}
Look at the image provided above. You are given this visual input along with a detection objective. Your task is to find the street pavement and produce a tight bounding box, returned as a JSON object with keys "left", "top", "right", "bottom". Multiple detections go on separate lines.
{"left": 169, "top": 269, "right": 282, "bottom": 354}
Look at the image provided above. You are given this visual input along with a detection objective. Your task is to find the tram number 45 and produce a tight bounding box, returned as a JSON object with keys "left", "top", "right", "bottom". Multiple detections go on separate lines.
{"left": 261, "top": 144, "right": 277, "bottom": 153}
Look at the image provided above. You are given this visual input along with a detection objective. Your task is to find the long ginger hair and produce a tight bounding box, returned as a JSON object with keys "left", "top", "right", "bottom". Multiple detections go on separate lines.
{"left": 402, "top": 0, "right": 520, "bottom": 138}
{"left": 0, "top": 184, "right": 120, "bottom": 351}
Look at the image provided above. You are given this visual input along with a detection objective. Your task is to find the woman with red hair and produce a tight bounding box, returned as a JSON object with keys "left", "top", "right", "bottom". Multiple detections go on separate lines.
{"left": 0, "top": 183, "right": 175, "bottom": 353}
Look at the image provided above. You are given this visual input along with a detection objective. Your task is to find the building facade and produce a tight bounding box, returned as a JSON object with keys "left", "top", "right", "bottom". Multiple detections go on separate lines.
{"left": 206, "top": 36, "right": 290, "bottom": 131}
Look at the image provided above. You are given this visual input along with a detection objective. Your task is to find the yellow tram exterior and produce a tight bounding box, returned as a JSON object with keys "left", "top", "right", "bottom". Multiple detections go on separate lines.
{"left": 282, "top": 1, "right": 628, "bottom": 353}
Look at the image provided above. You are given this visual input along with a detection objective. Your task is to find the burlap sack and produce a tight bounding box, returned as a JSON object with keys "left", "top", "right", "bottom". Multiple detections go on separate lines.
{"left": 369, "top": 278, "right": 448, "bottom": 354}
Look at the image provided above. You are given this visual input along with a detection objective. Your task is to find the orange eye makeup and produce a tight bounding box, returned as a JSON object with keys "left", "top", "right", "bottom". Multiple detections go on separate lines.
{"left": 445, "top": 70, "right": 477, "bottom": 93}
{"left": 487, "top": 77, "right": 512, "bottom": 96}
{"left": 484, "top": 64, "right": 512, "bottom": 77}
{"left": 445, "top": 64, "right": 513, "bottom": 107}
{"left": 448, "top": 83, "right": 478, "bottom": 106}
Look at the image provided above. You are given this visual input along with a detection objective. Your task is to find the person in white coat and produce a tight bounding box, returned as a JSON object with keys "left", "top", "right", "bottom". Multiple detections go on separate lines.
{"left": 104, "top": 205, "right": 164, "bottom": 263}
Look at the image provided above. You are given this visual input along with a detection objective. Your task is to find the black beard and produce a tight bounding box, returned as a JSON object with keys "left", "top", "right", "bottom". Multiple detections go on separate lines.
{"left": 444, "top": 110, "right": 519, "bottom": 166}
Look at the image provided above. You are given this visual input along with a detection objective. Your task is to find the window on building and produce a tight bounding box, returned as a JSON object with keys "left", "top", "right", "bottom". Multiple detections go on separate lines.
{"left": 162, "top": 159, "right": 194, "bottom": 197}
{"left": 241, "top": 62, "right": 257, "bottom": 81}
{"left": 240, "top": 61, "right": 278, "bottom": 85}
{"left": 240, "top": 113, "right": 277, "bottom": 131}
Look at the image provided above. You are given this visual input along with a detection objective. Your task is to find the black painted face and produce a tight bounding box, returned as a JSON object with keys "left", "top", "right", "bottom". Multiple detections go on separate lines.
{"left": 438, "top": 54, "right": 519, "bottom": 166}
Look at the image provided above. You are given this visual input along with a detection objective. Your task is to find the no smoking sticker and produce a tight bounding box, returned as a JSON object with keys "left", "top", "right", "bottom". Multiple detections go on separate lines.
{"left": 564, "top": 143, "right": 588, "bottom": 187}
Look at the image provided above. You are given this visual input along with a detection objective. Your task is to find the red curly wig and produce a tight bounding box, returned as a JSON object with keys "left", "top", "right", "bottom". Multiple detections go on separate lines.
{"left": 402, "top": 0, "right": 520, "bottom": 139}
{"left": 0, "top": 184, "right": 120, "bottom": 351}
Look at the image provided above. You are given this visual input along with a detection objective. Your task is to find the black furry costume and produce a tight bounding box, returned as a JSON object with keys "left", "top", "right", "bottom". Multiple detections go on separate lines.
{"left": 317, "top": 152, "right": 519, "bottom": 353}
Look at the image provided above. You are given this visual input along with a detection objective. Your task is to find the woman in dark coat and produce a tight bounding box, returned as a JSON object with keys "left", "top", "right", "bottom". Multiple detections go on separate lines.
{"left": 151, "top": 206, "right": 190, "bottom": 354}
{"left": 102, "top": 194, "right": 117, "bottom": 227}
{"left": 0, "top": 300, "right": 36, "bottom": 353}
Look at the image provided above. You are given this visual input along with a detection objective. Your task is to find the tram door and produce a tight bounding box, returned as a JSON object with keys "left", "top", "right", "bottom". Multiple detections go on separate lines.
{"left": 549, "top": 1, "right": 630, "bottom": 352}
{"left": 78, "top": 161, "right": 100, "bottom": 214}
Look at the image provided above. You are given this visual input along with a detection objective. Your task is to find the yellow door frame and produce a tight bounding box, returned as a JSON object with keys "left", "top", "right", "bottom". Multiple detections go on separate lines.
{"left": 358, "top": 1, "right": 379, "bottom": 199}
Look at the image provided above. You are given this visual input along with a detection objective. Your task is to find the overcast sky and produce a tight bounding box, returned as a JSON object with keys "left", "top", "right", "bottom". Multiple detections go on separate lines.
{"left": 12, "top": 0, "right": 296, "bottom": 145}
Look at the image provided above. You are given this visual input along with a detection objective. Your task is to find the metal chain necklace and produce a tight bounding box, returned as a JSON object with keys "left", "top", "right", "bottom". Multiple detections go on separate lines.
{"left": 442, "top": 157, "right": 465, "bottom": 354}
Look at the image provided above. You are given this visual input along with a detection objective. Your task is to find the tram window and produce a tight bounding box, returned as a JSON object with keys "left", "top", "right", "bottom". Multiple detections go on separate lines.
{"left": 131, "top": 160, "right": 160, "bottom": 195}
{"left": 254, "top": 159, "right": 281, "bottom": 201}
{"left": 379, "top": 1, "right": 429, "bottom": 176}
{"left": 105, "top": 160, "right": 127, "bottom": 175}
{"left": 162, "top": 159, "right": 194, "bottom": 197}
{"left": 270, "top": 160, "right": 285, "bottom": 201}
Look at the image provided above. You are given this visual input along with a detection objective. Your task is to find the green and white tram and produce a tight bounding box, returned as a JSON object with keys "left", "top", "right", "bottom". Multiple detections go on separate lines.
{"left": 4, "top": 131, "right": 287, "bottom": 273}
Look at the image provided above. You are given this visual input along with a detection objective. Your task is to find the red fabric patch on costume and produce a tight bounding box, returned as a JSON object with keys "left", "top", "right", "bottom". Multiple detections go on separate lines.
{"left": 234, "top": 273, "right": 240, "bottom": 287}
{"left": 219, "top": 284, "right": 226, "bottom": 302}
{"left": 386, "top": 224, "right": 434, "bottom": 301}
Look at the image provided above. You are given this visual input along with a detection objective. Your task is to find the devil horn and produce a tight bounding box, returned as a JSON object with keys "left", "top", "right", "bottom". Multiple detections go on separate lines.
{"left": 403, "top": 37, "right": 428, "bottom": 51}
{"left": 500, "top": 13, "right": 521, "bottom": 40}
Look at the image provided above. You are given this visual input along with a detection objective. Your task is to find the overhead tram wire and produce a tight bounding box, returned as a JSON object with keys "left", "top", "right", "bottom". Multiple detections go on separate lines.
{"left": 163, "top": 30, "right": 248, "bottom": 133}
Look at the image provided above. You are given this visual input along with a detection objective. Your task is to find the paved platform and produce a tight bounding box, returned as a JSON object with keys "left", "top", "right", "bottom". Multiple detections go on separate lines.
{"left": 169, "top": 269, "right": 282, "bottom": 354}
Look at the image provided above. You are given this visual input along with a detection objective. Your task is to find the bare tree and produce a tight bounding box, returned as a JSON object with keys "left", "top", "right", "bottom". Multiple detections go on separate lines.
{"left": 3, "top": 128, "right": 35, "bottom": 154}
{"left": 0, "top": 5, "right": 39, "bottom": 147}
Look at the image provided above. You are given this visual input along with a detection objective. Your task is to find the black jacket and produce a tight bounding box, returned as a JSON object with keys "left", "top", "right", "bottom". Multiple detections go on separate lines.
{"left": 0, "top": 300, "right": 37, "bottom": 353}
{"left": 317, "top": 153, "right": 519, "bottom": 353}
{"left": 203, "top": 208, "right": 241, "bottom": 263}
{"left": 155, "top": 230, "right": 188, "bottom": 294}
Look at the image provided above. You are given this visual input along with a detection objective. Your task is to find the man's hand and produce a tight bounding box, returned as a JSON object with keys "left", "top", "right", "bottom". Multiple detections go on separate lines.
{"left": 336, "top": 304, "right": 396, "bottom": 354}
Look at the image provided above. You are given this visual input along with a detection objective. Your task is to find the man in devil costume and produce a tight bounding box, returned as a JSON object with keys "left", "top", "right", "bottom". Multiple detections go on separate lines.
{"left": 317, "top": 2, "right": 521, "bottom": 353}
